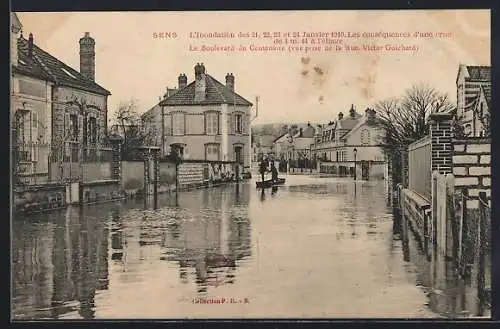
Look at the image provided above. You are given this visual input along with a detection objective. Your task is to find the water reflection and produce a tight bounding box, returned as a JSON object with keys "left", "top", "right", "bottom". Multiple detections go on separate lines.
{"left": 12, "top": 205, "right": 111, "bottom": 320}
{"left": 11, "top": 176, "right": 485, "bottom": 319}
{"left": 160, "top": 184, "right": 252, "bottom": 294}
{"left": 395, "top": 205, "right": 486, "bottom": 318}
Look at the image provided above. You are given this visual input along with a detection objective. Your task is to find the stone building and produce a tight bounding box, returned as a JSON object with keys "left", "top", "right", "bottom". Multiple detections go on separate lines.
{"left": 12, "top": 13, "right": 117, "bottom": 211}
{"left": 312, "top": 105, "right": 386, "bottom": 179}
{"left": 153, "top": 63, "right": 253, "bottom": 169}
{"left": 456, "top": 65, "right": 491, "bottom": 137}
{"left": 11, "top": 13, "right": 54, "bottom": 185}
{"left": 15, "top": 29, "right": 111, "bottom": 182}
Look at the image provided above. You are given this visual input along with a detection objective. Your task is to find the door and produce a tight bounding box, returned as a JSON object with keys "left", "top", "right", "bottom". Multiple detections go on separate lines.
{"left": 234, "top": 146, "right": 243, "bottom": 165}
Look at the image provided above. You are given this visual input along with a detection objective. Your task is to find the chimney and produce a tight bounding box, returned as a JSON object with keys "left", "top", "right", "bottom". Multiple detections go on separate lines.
{"left": 28, "top": 33, "right": 33, "bottom": 57}
{"left": 194, "top": 63, "right": 207, "bottom": 102}
{"left": 366, "top": 108, "right": 376, "bottom": 122}
{"left": 338, "top": 112, "right": 344, "bottom": 120}
{"left": 178, "top": 73, "right": 187, "bottom": 89}
{"left": 225, "top": 73, "right": 235, "bottom": 91}
{"left": 349, "top": 104, "right": 356, "bottom": 118}
{"left": 79, "top": 32, "right": 96, "bottom": 81}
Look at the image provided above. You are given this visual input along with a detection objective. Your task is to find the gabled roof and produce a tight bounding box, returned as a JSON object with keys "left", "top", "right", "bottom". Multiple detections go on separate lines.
{"left": 15, "top": 36, "right": 111, "bottom": 96}
{"left": 159, "top": 74, "right": 252, "bottom": 107}
{"left": 466, "top": 66, "right": 491, "bottom": 81}
{"left": 337, "top": 113, "right": 362, "bottom": 131}
{"left": 11, "top": 13, "right": 22, "bottom": 31}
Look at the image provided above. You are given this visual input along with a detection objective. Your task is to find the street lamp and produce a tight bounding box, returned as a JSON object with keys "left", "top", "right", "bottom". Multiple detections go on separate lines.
{"left": 353, "top": 148, "right": 357, "bottom": 180}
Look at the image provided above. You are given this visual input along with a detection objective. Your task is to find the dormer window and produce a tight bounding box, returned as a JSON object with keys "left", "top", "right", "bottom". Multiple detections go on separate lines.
{"left": 61, "top": 67, "right": 77, "bottom": 79}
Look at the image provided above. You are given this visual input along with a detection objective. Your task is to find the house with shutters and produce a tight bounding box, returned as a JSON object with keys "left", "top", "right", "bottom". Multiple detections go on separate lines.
{"left": 456, "top": 65, "right": 491, "bottom": 137}
{"left": 156, "top": 63, "right": 253, "bottom": 169}
{"left": 311, "top": 105, "right": 387, "bottom": 179}
{"left": 11, "top": 12, "right": 111, "bottom": 186}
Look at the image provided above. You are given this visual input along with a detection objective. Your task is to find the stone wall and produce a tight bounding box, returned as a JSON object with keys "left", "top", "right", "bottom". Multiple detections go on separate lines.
{"left": 452, "top": 138, "right": 491, "bottom": 208}
{"left": 80, "top": 181, "right": 121, "bottom": 204}
{"left": 82, "top": 163, "right": 112, "bottom": 182}
{"left": 122, "top": 161, "right": 145, "bottom": 195}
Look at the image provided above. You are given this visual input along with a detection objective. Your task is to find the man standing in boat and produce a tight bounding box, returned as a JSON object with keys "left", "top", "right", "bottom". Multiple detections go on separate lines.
{"left": 270, "top": 161, "right": 279, "bottom": 182}
{"left": 259, "top": 155, "right": 269, "bottom": 182}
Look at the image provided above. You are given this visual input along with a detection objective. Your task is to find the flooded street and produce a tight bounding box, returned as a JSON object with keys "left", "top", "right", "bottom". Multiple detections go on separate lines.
{"left": 12, "top": 175, "right": 478, "bottom": 319}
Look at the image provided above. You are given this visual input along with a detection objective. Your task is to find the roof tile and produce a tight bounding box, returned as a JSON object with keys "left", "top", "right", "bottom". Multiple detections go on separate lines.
{"left": 466, "top": 66, "right": 491, "bottom": 81}
{"left": 160, "top": 74, "right": 252, "bottom": 106}
{"left": 16, "top": 37, "right": 111, "bottom": 95}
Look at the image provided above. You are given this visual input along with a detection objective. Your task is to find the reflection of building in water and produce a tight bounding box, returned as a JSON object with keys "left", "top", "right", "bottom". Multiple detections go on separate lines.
{"left": 11, "top": 205, "right": 111, "bottom": 320}
{"left": 162, "top": 184, "right": 251, "bottom": 292}
{"left": 11, "top": 215, "right": 55, "bottom": 319}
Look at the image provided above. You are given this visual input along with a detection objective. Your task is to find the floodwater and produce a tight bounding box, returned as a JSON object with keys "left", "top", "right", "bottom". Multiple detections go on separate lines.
{"left": 11, "top": 175, "right": 484, "bottom": 319}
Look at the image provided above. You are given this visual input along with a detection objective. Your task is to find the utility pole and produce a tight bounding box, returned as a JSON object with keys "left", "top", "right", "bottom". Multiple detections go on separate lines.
{"left": 249, "top": 96, "right": 259, "bottom": 172}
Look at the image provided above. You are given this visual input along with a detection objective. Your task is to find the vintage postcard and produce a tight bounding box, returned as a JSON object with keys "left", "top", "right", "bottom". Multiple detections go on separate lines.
{"left": 10, "top": 10, "right": 491, "bottom": 320}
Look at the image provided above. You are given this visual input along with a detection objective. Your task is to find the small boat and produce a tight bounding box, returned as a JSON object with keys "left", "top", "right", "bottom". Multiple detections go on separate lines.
{"left": 256, "top": 178, "right": 286, "bottom": 188}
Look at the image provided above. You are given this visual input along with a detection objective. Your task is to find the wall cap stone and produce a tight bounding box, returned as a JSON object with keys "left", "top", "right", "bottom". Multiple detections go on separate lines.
{"left": 452, "top": 137, "right": 491, "bottom": 144}
{"left": 429, "top": 112, "right": 454, "bottom": 121}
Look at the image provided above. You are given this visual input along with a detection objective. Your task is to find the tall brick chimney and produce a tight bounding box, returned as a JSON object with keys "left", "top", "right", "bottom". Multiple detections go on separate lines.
{"left": 194, "top": 63, "right": 207, "bottom": 102}
{"left": 79, "top": 32, "right": 95, "bottom": 81}
{"left": 178, "top": 73, "right": 187, "bottom": 89}
{"left": 225, "top": 73, "right": 235, "bottom": 91}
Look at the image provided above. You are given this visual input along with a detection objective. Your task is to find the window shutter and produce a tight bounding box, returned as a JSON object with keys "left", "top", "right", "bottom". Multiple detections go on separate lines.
{"left": 204, "top": 113, "right": 207, "bottom": 134}
{"left": 242, "top": 114, "right": 247, "bottom": 134}
{"left": 78, "top": 114, "right": 83, "bottom": 143}
{"left": 217, "top": 113, "right": 220, "bottom": 134}
{"left": 229, "top": 113, "right": 234, "bottom": 134}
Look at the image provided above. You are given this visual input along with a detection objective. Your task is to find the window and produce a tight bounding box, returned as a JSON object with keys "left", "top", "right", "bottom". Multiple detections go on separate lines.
{"left": 89, "top": 117, "right": 97, "bottom": 144}
{"left": 205, "top": 143, "right": 220, "bottom": 161}
{"left": 70, "top": 114, "right": 78, "bottom": 141}
{"left": 172, "top": 112, "right": 185, "bottom": 136}
{"left": 361, "top": 129, "right": 370, "bottom": 145}
{"left": 61, "top": 67, "right": 77, "bottom": 79}
{"left": 205, "top": 112, "right": 219, "bottom": 135}
{"left": 234, "top": 114, "right": 243, "bottom": 134}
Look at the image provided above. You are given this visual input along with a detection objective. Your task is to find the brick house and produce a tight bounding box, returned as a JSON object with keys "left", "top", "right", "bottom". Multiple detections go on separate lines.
{"left": 154, "top": 63, "right": 253, "bottom": 169}
{"left": 456, "top": 65, "right": 491, "bottom": 137}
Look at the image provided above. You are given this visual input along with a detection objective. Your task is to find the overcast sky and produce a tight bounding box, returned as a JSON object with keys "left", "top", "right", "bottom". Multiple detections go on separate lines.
{"left": 16, "top": 10, "right": 490, "bottom": 125}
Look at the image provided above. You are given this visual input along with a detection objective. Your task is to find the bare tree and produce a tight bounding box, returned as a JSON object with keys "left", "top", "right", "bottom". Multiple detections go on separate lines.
{"left": 112, "top": 99, "right": 157, "bottom": 159}
{"left": 113, "top": 99, "right": 141, "bottom": 142}
{"left": 374, "top": 83, "right": 455, "bottom": 154}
